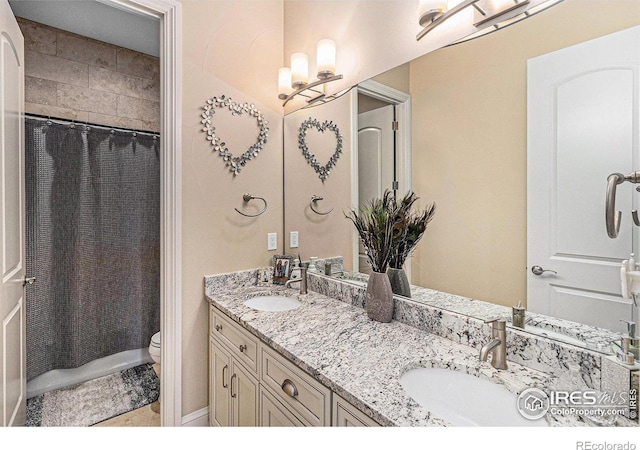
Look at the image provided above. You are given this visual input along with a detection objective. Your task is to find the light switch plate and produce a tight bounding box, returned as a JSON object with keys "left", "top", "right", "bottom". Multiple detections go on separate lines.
{"left": 267, "top": 232, "right": 277, "bottom": 251}
{"left": 290, "top": 231, "right": 299, "bottom": 248}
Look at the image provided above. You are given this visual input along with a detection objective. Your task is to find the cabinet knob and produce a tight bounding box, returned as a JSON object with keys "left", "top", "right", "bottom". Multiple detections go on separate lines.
{"left": 281, "top": 378, "right": 298, "bottom": 398}
{"left": 239, "top": 344, "right": 247, "bottom": 353}
{"left": 215, "top": 324, "right": 222, "bottom": 331}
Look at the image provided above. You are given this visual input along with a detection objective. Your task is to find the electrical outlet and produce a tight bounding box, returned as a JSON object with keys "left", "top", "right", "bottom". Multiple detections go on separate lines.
{"left": 267, "top": 232, "right": 277, "bottom": 251}
{"left": 290, "top": 231, "right": 299, "bottom": 248}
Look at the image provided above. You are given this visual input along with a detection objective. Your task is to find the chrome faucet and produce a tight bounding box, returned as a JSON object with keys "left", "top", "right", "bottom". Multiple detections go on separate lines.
{"left": 285, "top": 267, "right": 307, "bottom": 294}
{"left": 479, "top": 318, "right": 508, "bottom": 370}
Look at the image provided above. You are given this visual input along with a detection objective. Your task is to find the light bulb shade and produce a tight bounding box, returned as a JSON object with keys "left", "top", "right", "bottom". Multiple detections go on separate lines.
{"left": 291, "top": 53, "right": 309, "bottom": 88}
{"left": 316, "top": 39, "right": 336, "bottom": 79}
{"left": 278, "top": 67, "right": 292, "bottom": 99}
{"left": 419, "top": 0, "right": 448, "bottom": 25}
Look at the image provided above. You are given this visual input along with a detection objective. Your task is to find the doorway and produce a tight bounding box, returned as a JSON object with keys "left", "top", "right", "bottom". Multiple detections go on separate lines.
{"left": 353, "top": 80, "right": 411, "bottom": 277}
{"left": 2, "top": 0, "right": 181, "bottom": 426}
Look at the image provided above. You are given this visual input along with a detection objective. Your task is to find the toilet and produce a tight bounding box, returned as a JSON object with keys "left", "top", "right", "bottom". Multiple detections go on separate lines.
{"left": 149, "top": 332, "right": 161, "bottom": 414}
{"left": 149, "top": 331, "right": 161, "bottom": 365}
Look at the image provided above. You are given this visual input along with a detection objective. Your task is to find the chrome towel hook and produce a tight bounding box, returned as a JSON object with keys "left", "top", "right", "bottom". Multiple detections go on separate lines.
{"left": 234, "top": 193, "right": 267, "bottom": 217}
{"left": 605, "top": 171, "right": 640, "bottom": 238}
{"left": 310, "top": 195, "right": 333, "bottom": 215}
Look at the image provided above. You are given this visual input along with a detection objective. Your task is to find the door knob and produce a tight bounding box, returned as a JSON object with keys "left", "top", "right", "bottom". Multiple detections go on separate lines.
{"left": 22, "top": 276, "right": 36, "bottom": 286}
{"left": 531, "top": 265, "right": 557, "bottom": 276}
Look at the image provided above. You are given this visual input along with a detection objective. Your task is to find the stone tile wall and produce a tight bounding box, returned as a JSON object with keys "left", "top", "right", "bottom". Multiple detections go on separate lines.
{"left": 17, "top": 18, "right": 160, "bottom": 133}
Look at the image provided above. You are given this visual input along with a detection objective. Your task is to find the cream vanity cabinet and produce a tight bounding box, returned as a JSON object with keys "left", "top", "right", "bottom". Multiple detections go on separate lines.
{"left": 209, "top": 307, "right": 260, "bottom": 426}
{"left": 209, "top": 305, "right": 380, "bottom": 427}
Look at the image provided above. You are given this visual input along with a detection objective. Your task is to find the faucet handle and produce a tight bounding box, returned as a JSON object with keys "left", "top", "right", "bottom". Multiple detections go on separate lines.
{"left": 620, "top": 319, "right": 636, "bottom": 337}
{"left": 483, "top": 317, "right": 506, "bottom": 330}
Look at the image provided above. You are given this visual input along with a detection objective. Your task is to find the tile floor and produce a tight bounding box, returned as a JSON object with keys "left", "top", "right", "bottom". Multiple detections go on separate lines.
{"left": 93, "top": 363, "right": 160, "bottom": 427}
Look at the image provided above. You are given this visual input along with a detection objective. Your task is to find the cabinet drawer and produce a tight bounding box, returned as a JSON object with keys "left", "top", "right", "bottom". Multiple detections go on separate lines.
{"left": 210, "top": 306, "right": 259, "bottom": 375}
{"left": 261, "top": 347, "right": 331, "bottom": 426}
{"left": 332, "top": 393, "right": 380, "bottom": 427}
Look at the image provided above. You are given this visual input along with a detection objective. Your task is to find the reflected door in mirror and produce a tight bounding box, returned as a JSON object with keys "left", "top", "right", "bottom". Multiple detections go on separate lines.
{"left": 357, "top": 103, "right": 395, "bottom": 273}
{"left": 527, "top": 26, "right": 640, "bottom": 333}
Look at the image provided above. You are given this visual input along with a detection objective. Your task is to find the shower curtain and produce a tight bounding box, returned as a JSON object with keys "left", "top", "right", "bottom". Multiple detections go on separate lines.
{"left": 25, "top": 116, "right": 160, "bottom": 381}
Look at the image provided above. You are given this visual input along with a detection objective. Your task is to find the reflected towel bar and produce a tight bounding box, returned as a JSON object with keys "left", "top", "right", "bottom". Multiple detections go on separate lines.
{"left": 310, "top": 195, "right": 333, "bottom": 215}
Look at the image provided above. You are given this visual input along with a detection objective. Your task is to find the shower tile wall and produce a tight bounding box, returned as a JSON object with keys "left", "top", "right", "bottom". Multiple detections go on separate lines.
{"left": 17, "top": 18, "right": 160, "bottom": 132}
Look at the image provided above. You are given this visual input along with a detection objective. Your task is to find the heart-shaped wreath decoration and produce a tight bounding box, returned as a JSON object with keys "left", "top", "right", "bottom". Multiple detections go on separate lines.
{"left": 201, "top": 95, "right": 269, "bottom": 175}
{"left": 298, "top": 117, "right": 343, "bottom": 181}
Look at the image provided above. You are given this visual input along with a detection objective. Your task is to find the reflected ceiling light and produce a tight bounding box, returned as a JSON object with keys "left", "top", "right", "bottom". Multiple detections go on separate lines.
{"left": 278, "top": 39, "right": 343, "bottom": 107}
{"left": 416, "top": 0, "right": 564, "bottom": 43}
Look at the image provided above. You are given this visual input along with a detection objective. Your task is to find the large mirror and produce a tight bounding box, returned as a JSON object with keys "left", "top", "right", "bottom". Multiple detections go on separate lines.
{"left": 283, "top": 0, "right": 640, "bottom": 354}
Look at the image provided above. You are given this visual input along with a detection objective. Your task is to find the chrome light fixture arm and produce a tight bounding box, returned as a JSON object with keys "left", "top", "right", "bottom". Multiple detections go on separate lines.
{"left": 280, "top": 74, "right": 343, "bottom": 107}
{"left": 417, "top": 0, "right": 481, "bottom": 41}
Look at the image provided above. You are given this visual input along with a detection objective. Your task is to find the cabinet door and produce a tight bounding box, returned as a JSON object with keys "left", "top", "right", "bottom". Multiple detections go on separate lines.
{"left": 231, "top": 360, "right": 259, "bottom": 426}
{"left": 210, "top": 338, "right": 231, "bottom": 427}
{"left": 332, "top": 393, "right": 380, "bottom": 427}
{"left": 260, "top": 388, "right": 304, "bottom": 427}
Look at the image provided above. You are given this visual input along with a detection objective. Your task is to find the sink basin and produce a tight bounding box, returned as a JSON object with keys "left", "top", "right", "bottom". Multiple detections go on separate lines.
{"left": 243, "top": 296, "right": 301, "bottom": 312}
{"left": 399, "top": 367, "right": 547, "bottom": 426}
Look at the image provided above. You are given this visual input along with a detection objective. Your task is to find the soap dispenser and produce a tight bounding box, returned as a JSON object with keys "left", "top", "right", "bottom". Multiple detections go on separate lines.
{"left": 620, "top": 319, "right": 640, "bottom": 360}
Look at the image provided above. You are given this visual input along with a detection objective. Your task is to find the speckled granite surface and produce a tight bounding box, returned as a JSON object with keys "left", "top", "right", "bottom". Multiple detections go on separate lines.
{"left": 326, "top": 269, "right": 624, "bottom": 354}
{"left": 204, "top": 269, "right": 637, "bottom": 427}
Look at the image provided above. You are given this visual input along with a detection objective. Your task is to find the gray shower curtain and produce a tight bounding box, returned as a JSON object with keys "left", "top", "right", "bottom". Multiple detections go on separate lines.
{"left": 25, "top": 116, "right": 160, "bottom": 381}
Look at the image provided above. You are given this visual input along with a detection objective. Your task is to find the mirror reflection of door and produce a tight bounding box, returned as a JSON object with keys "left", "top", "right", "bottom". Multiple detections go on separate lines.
{"left": 357, "top": 95, "right": 396, "bottom": 274}
{"left": 527, "top": 26, "right": 640, "bottom": 332}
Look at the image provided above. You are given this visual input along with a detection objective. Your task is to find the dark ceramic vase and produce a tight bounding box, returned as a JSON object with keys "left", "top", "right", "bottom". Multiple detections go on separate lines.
{"left": 365, "top": 271, "right": 394, "bottom": 323}
{"left": 387, "top": 267, "right": 411, "bottom": 298}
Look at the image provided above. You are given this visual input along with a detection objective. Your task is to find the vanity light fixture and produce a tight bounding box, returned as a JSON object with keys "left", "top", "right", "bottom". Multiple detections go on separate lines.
{"left": 278, "top": 39, "right": 343, "bottom": 107}
{"left": 416, "top": 0, "right": 564, "bottom": 43}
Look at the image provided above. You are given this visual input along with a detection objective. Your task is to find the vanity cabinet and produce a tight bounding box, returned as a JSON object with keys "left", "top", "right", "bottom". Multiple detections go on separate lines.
{"left": 209, "top": 337, "right": 259, "bottom": 426}
{"left": 333, "top": 393, "right": 380, "bottom": 427}
{"left": 209, "top": 304, "right": 380, "bottom": 427}
{"left": 259, "top": 387, "right": 305, "bottom": 426}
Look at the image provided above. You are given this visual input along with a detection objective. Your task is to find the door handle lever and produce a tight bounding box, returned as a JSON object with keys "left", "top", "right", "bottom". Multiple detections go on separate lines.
{"left": 531, "top": 266, "right": 557, "bottom": 276}
{"left": 22, "top": 277, "right": 36, "bottom": 286}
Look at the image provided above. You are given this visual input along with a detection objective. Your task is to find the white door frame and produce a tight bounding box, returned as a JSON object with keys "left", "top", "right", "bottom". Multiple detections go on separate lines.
{"left": 353, "top": 80, "right": 412, "bottom": 277}
{"left": 101, "top": 0, "right": 182, "bottom": 427}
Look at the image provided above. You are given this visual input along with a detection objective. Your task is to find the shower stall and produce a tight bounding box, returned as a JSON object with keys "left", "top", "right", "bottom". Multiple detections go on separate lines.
{"left": 25, "top": 116, "right": 160, "bottom": 397}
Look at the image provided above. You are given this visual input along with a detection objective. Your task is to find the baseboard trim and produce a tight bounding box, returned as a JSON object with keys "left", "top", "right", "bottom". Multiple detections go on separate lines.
{"left": 181, "top": 407, "right": 208, "bottom": 427}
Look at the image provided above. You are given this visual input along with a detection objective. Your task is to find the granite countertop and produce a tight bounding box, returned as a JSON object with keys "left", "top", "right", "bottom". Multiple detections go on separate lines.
{"left": 204, "top": 274, "right": 576, "bottom": 427}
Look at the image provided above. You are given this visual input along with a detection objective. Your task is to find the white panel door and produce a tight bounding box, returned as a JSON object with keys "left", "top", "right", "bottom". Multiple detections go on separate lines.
{"left": 357, "top": 105, "right": 394, "bottom": 273}
{"left": 527, "top": 26, "right": 640, "bottom": 332}
{"left": 0, "top": 0, "right": 25, "bottom": 427}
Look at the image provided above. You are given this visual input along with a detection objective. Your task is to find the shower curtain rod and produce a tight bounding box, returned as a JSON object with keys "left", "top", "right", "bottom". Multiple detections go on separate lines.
{"left": 26, "top": 113, "right": 160, "bottom": 138}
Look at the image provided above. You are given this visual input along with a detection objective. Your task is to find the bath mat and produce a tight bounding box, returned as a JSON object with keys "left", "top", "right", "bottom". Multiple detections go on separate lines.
{"left": 26, "top": 363, "right": 159, "bottom": 427}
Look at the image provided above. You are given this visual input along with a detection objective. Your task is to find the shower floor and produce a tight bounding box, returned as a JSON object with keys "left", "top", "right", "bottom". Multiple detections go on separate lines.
{"left": 27, "top": 347, "right": 153, "bottom": 398}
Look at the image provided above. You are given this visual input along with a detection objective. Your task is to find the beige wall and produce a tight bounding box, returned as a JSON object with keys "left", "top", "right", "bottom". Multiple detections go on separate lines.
{"left": 283, "top": 91, "right": 355, "bottom": 267}
{"left": 17, "top": 18, "right": 160, "bottom": 132}
{"left": 181, "top": 0, "right": 284, "bottom": 417}
{"left": 410, "top": 1, "right": 640, "bottom": 307}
